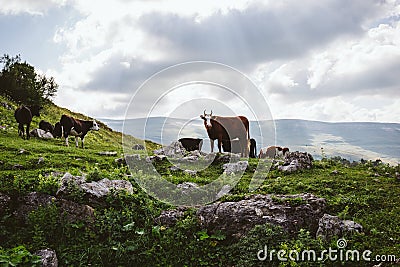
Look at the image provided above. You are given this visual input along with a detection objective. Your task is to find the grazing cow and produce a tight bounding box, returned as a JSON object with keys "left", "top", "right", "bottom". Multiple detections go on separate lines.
{"left": 59, "top": 114, "right": 99, "bottom": 148}
{"left": 39, "top": 120, "right": 54, "bottom": 133}
{"left": 53, "top": 122, "right": 62, "bottom": 138}
{"left": 14, "top": 105, "right": 41, "bottom": 139}
{"left": 249, "top": 138, "right": 257, "bottom": 158}
{"left": 178, "top": 138, "right": 203, "bottom": 152}
{"left": 200, "top": 110, "right": 250, "bottom": 157}
{"left": 258, "top": 146, "right": 289, "bottom": 159}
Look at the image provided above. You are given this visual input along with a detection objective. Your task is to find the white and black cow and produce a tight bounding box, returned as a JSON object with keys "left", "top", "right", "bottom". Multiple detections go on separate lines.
{"left": 59, "top": 114, "right": 99, "bottom": 148}
{"left": 39, "top": 120, "right": 54, "bottom": 133}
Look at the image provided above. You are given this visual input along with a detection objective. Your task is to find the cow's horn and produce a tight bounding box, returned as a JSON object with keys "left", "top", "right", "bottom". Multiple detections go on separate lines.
{"left": 204, "top": 110, "right": 206, "bottom": 116}
{"left": 210, "top": 110, "right": 213, "bottom": 116}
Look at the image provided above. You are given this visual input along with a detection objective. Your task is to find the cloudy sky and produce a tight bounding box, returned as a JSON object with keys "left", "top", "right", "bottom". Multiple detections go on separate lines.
{"left": 1, "top": 0, "right": 399, "bottom": 122}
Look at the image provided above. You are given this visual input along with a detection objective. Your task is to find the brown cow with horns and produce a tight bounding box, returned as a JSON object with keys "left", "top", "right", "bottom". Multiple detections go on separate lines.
{"left": 200, "top": 110, "right": 250, "bottom": 157}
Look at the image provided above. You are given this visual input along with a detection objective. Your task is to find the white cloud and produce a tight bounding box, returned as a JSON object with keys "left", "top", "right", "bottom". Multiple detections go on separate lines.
{"left": 0, "top": 0, "right": 68, "bottom": 15}
{"left": 3, "top": 0, "right": 399, "bottom": 122}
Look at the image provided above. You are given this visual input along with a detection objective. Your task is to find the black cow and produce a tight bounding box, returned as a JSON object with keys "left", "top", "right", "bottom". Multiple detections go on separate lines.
{"left": 178, "top": 138, "right": 203, "bottom": 152}
{"left": 53, "top": 122, "right": 62, "bottom": 138}
{"left": 14, "top": 105, "right": 41, "bottom": 139}
{"left": 39, "top": 120, "right": 54, "bottom": 133}
{"left": 59, "top": 114, "right": 99, "bottom": 148}
{"left": 200, "top": 110, "right": 250, "bottom": 157}
{"left": 249, "top": 138, "right": 257, "bottom": 158}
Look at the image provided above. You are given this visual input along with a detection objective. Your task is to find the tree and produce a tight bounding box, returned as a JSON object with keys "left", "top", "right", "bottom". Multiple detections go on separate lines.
{"left": 0, "top": 54, "right": 58, "bottom": 106}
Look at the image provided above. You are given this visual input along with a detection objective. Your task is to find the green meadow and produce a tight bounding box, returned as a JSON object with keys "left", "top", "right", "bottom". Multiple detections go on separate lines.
{"left": 0, "top": 95, "right": 399, "bottom": 266}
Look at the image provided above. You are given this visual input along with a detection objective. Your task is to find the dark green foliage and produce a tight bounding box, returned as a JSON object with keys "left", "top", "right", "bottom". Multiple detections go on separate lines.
{"left": 0, "top": 54, "right": 58, "bottom": 106}
{"left": 0, "top": 246, "right": 41, "bottom": 267}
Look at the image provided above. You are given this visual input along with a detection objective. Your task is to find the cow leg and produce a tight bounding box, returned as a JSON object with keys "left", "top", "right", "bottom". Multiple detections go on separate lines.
{"left": 75, "top": 136, "right": 79, "bottom": 147}
{"left": 217, "top": 139, "right": 222, "bottom": 153}
{"left": 81, "top": 137, "right": 84, "bottom": 148}
{"left": 26, "top": 123, "right": 30, "bottom": 140}
{"left": 18, "top": 124, "right": 23, "bottom": 138}
{"left": 210, "top": 139, "right": 214, "bottom": 152}
{"left": 65, "top": 136, "right": 69, "bottom": 146}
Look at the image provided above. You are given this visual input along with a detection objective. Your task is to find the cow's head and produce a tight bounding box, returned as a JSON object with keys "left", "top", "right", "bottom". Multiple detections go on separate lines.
{"left": 91, "top": 120, "right": 100, "bottom": 131}
{"left": 29, "top": 105, "right": 42, "bottom": 117}
{"left": 200, "top": 110, "right": 213, "bottom": 129}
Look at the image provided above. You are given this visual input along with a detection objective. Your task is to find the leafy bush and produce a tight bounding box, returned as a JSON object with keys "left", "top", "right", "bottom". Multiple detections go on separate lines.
{"left": 0, "top": 246, "right": 41, "bottom": 267}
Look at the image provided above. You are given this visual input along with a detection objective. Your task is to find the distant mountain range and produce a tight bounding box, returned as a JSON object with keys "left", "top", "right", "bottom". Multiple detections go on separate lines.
{"left": 102, "top": 117, "right": 400, "bottom": 165}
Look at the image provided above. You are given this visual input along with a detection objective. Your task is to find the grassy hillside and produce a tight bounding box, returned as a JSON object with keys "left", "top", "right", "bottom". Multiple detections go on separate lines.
{"left": 0, "top": 95, "right": 159, "bottom": 183}
{"left": 0, "top": 96, "right": 399, "bottom": 266}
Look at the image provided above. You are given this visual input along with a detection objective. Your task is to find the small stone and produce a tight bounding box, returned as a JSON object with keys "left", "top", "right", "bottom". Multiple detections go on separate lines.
{"left": 98, "top": 151, "right": 118, "bottom": 156}
{"left": 12, "top": 164, "right": 24, "bottom": 170}
{"left": 38, "top": 157, "right": 45, "bottom": 164}
{"left": 35, "top": 249, "right": 58, "bottom": 267}
{"left": 331, "top": 169, "right": 339, "bottom": 175}
{"left": 132, "top": 144, "right": 145, "bottom": 150}
{"left": 184, "top": 170, "right": 197, "bottom": 176}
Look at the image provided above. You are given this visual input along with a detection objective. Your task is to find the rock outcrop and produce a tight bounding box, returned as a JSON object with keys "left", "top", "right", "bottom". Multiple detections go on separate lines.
{"left": 29, "top": 128, "right": 54, "bottom": 139}
{"left": 35, "top": 249, "right": 58, "bottom": 267}
{"left": 56, "top": 172, "right": 133, "bottom": 206}
{"left": 278, "top": 151, "right": 314, "bottom": 173}
{"left": 197, "top": 193, "right": 325, "bottom": 238}
{"left": 316, "top": 214, "right": 363, "bottom": 240}
{"left": 223, "top": 161, "right": 248, "bottom": 175}
{"left": 153, "top": 141, "right": 187, "bottom": 158}
{"left": 156, "top": 193, "right": 327, "bottom": 238}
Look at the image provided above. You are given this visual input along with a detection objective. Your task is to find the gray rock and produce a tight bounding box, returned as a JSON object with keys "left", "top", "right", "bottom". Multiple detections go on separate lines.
{"left": 181, "top": 155, "right": 200, "bottom": 162}
{"left": 30, "top": 128, "right": 54, "bottom": 139}
{"left": 38, "top": 157, "right": 45, "bottom": 164}
{"left": 154, "top": 207, "right": 187, "bottom": 227}
{"left": 316, "top": 214, "right": 363, "bottom": 240}
{"left": 177, "top": 182, "right": 199, "bottom": 195}
{"left": 169, "top": 165, "right": 180, "bottom": 171}
{"left": 80, "top": 178, "right": 133, "bottom": 200}
{"left": 98, "top": 151, "right": 118, "bottom": 156}
{"left": 197, "top": 193, "right": 326, "bottom": 238}
{"left": 216, "top": 185, "right": 232, "bottom": 199}
{"left": 58, "top": 199, "right": 95, "bottom": 223}
{"left": 57, "top": 173, "right": 133, "bottom": 205}
{"left": 12, "top": 164, "right": 24, "bottom": 170}
{"left": 208, "top": 153, "right": 240, "bottom": 163}
{"left": 154, "top": 141, "right": 186, "bottom": 158}
{"left": 278, "top": 151, "right": 313, "bottom": 173}
{"left": 146, "top": 155, "right": 167, "bottom": 162}
{"left": 132, "top": 144, "right": 145, "bottom": 150}
{"left": 14, "top": 192, "right": 56, "bottom": 221}
{"left": 18, "top": 148, "right": 28, "bottom": 155}
{"left": 278, "top": 160, "right": 299, "bottom": 173}
{"left": 223, "top": 161, "right": 248, "bottom": 174}
{"left": 183, "top": 170, "right": 197, "bottom": 176}
{"left": 35, "top": 249, "right": 58, "bottom": 267}
{"left": 0, "top": 192, "right": 10, "bottom": 214}
{"left": 115, "top": 158, "right": 125, "bottom": 165}
{"left": 56, "top": 172, "right": 86, "bottom": 197}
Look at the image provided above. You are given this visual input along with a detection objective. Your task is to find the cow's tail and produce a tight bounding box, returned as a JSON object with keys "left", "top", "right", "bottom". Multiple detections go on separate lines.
{"left": 61, "top": 125, "right": 64, "bottom": 138}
